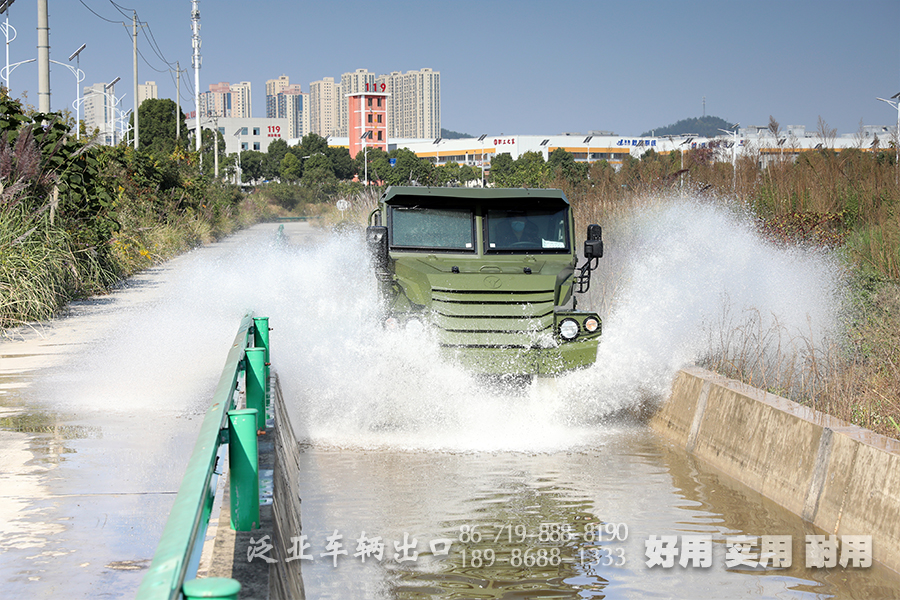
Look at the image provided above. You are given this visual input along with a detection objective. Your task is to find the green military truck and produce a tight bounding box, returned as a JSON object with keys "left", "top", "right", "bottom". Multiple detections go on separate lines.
{"left": 366, "top": 186, "right": 603, "bottom": 376}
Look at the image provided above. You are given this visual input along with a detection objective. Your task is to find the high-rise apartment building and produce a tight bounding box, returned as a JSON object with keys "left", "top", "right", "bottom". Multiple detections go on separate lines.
{"left": 137, "top": 81, "right": 158, "bottom": 106}
{"left": 280, "top": 87, "right": 308, "bottom": 140}
{"left": 83, "top": 82, "right": 117, "bottom": 145}
{"left": 309, "top": 77, "right": 341, "bottom": 137}
{"left": 377, "top": 68, "right": 440, "bottom": 139}
{"left": 265, "top": 75, "right": 308, "bottom": 139}
{"left": 199, "top": 81, "right": 252, "bottom": 118}
{"left": 230, "top": 81, "right": 252, "bottom": 119}
{"left": 266, "top": 75, "right": 291, "bottom": 118}
{"left": 339, "top": 69, "right": 375, "bottom": 136}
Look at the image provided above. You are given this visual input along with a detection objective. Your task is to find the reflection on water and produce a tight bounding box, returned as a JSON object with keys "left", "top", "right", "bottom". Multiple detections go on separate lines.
{"left": 293, "top": 426, "right": 900, "bottom": 600}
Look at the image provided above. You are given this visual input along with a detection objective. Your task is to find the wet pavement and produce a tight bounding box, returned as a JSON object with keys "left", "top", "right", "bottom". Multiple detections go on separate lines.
{"left": 0, "top": 222, "right": 319, "bottom": 598}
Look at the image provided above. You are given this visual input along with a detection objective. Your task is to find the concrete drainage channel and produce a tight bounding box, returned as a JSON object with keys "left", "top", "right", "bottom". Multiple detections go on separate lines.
{"left": 651, "top": 366, "right": 900, "bottom": 575}
{"left": 190, "top": 363, "right": 900, "bottom": 598}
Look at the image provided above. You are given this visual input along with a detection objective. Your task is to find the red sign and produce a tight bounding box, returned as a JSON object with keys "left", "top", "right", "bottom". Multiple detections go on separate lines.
{"left": 494, "top": 138, "right": 515, "bottom": 145}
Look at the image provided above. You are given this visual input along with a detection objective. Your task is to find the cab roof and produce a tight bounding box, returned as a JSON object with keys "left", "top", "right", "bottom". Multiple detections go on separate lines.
{"left": 381, "top": 186, "right": 569, "bottom": 207}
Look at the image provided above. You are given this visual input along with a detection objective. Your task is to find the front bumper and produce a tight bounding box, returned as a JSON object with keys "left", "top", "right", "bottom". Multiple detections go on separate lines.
{"left": 440, "top": 336, "right": 599, "bottom": 376}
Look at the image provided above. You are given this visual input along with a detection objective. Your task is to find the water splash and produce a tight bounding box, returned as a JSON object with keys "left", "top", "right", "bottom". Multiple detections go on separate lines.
{"left": 37, "top": 201, "right": 846, "bottom": 453}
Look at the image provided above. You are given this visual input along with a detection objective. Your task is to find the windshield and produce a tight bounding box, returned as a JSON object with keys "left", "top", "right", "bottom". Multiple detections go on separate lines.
{"left": 485, "top": 207, "right": 570, "bottom": 253}
{"left": 390, "top": 206, "right": 475, "bottom": 251}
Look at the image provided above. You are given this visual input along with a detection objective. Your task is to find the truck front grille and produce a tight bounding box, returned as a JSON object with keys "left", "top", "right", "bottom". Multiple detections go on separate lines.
{"left": 430, "top": 287, "right": 555, "bottom": 348}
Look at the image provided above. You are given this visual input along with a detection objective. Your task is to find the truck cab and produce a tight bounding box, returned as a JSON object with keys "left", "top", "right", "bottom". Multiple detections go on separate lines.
{"left": 366, "top": 186, "right": 603, "bottom": 376}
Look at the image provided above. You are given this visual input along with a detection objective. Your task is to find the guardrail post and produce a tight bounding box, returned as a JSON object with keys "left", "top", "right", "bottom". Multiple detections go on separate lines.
{"left": 182, "top": 577, "right": 241, "bottom": 600}
{"left": 244, "top": 347, "right": 266, "bottom": 431}
{"left": 227, "top": 408, "right": 260, "bottom": 531}
{"left": 252, "top": 317, "right": 270, "bottom": 406}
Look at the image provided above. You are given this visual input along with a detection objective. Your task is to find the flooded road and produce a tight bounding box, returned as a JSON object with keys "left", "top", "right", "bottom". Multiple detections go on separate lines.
{"left": 286, "top": 423, "right": 900, "bottom": 599}
{"left": 1, "top": 209, "right": 897, "bottom": 598}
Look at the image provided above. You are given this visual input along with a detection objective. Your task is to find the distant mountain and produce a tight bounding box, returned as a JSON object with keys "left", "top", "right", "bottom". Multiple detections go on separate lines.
{"left": 642, "top": 116, "right": 737, "bottom": 138}
{"left": 441, "top": 128, "right": 471, "bottom": 139}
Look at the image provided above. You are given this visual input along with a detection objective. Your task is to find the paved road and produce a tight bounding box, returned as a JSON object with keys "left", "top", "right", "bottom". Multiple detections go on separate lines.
{"left": 0, "top": 222, "right": 323, "bottom": 598}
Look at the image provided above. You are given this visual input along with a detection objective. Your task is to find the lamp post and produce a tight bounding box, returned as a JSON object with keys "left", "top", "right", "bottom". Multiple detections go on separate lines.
{"left": 432, "top": 136, "right": 442, "bottom": 166}
{"left": 52, "top": 51, "right": 85, "bottom": 140}
{"left": 583, "top": 135, "right": 593, "bottom": 170}
{"left": 0, "top": 56, "right": 31, "bottom": 90}
{"left": 105, "top": 76, "right": 121, "bottom": 146}
{"left": 67, "top": 43, "right": 85, "bottom": 139}
{"left": 359, "top": 131, "right": 372, "bottom": 185}
{"left": 876, "top": 93, "right": 900, "bottom": 183}
{"left": 0, "top": 0, "right": 16, "bottom": 92}
{"left": 718, "top": 123, "right": 740, "bottom": 192}
{"left": 233, "top": 127, "right": 242, "bottom": 184}
{"left": 478, "top": 133, "right": 486, "bottom": 187}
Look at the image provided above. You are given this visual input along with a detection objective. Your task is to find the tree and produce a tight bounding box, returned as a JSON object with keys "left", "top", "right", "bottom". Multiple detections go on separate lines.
{"left": 265, "top": 138, "right": 289, "bottom": 179}
{"left": 489, "top": 152, "right": 514, "bottom": 186}
{"left": 301, "top": 152, "right": 337, "bottom": 196}
{"left": 355, "top": 147, "right": 388, "bottom": 183}
{"left": 458, "top": 163, "right": 478, "bottom": 186}
{"left": 435, "top": 161, "right": 461, "bottom": 186}
{"left": 280, "top": 152, "right": 302, "bottom": 181}
{"left": 326, "top": 146, "right": 354, "bottom": 180}
{"left": 239, "top": 150, "right": 266, "bottom": 183}
{"left": 130, "top": 98, "right": 186, "bottom": 155}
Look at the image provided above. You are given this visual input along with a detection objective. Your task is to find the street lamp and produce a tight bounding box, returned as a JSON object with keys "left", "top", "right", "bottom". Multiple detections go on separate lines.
{"left": 233, "top": 127, "right": 243, "bottom": 184}
{"left": 0, "top": 55, "right": 31, "bottom": 90}
{"left": 105, "top": 76, "right": 121, "bottom": 145}
{"left": 52, "top": 55, "right": 85, "bottom": 140}
{"left": 718, "top": 123, "right": 740, "bottom": 192}
{"left": 583, "top": 135, "right": 593, "bottom": 166}
{"left": 876, "top": 93, "right": 900, "bottom": 182}
{"left": 478, "top": 134, "right": 486, "bottom": 187}
{"left": 432, "top": 136, "right": 442, "bottom": 165}
{"left": 67, "top": 43, "right": 85, "bottom": 139}
{"left": 0, "top": 0, "right": 16, "bottom": 92}
{"left": 360, "top": 131, "right": 372, "bottom": 185}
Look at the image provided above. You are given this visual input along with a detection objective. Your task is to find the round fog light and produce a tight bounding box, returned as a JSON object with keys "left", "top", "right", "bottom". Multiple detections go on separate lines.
{"left": 405, "top": 318, "right": 424, "bottom": 334}
{"left": 559, "top": 318, "right": 579, "bottom": 340}
{"left": 584, "top": 317, "right": 600, "bottom": 333}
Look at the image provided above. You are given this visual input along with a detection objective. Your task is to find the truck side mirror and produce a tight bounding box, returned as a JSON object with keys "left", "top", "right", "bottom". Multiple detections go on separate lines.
{"left": 584, "top": 224, "right": 603, "bottom": 259}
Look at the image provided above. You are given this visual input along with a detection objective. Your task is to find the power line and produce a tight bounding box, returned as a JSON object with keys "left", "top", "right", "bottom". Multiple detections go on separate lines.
{"left": 79, "top": 0, "right": 125, "bottom": 24}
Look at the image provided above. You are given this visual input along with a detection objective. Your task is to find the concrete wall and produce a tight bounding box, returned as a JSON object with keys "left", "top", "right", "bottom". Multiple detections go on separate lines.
{"left": 651, "top": 366, "right": 900, "bottom": 574}
{"left": 270, "top": 373, "right": 306, "bottom": 600}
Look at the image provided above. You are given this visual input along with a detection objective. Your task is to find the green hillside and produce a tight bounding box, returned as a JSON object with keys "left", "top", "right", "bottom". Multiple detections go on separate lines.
{"left": 642, "top": 116, "right": 737, "bottom": 138}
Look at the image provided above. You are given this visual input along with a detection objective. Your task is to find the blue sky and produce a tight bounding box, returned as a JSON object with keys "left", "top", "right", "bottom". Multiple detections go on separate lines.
{"left": 7, "top": 0, "right": 900, "bottom": 137}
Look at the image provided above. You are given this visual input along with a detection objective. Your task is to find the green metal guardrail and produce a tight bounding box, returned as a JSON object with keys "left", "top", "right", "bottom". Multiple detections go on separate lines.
{"left": 136, "top": 313, "right": 271, "bottom": 600}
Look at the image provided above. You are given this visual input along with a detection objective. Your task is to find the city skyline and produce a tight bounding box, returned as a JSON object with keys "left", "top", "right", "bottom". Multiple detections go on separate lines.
{"left": 3, "top": 1, "right": 898, "bottom": 138}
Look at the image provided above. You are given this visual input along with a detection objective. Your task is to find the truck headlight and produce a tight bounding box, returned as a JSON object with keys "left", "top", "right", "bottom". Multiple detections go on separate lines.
{"left": 583, "top": 317, "right": 600, "bottom": 333}
{"left": 559, "top": 318, "right": 579, "bottom": 340}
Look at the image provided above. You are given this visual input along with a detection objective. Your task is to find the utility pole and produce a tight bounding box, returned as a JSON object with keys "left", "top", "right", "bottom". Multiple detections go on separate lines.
{"left": 191, "top": 0, "right": 201, "bottom": 153}
{"left": 37, "top": 0, "right": 49, "bottom": 112}
{"left": 175, "top": 61, "right": 184, "bottom": 140}
{"left": 132, "top": 11, "right": 138, "bottom": 149}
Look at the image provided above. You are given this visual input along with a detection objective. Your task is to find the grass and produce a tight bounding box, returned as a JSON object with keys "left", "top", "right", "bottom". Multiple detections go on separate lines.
{"left": 1, "top": 181, "right": 275, "bottom": 332}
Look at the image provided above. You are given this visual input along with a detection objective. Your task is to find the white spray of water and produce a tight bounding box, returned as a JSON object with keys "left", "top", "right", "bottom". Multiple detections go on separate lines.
{"left": 39, "top": 202, "right": 845, "bottom": 453}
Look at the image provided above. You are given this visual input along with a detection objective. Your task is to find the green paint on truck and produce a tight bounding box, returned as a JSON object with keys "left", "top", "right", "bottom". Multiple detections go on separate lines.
{"left": 367, "top": 186, "right": 604, "bottom": 376}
